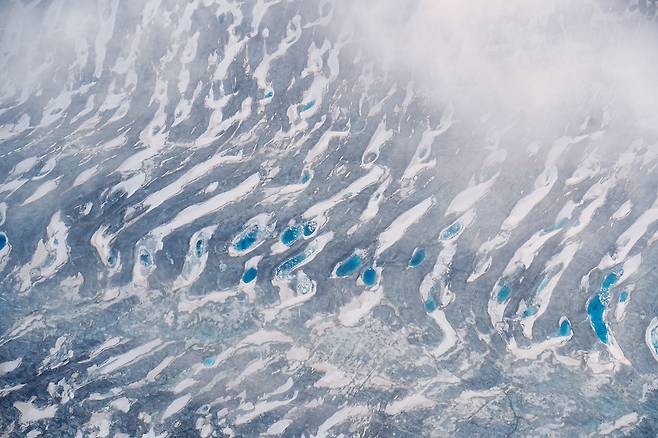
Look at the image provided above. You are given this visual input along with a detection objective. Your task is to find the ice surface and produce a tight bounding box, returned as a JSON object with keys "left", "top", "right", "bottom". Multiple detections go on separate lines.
{"left": 1, "top": 0, "right": 658, "bottom": 436}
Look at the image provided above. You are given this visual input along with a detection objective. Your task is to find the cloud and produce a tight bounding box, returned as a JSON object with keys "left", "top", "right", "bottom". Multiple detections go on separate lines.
{"left": 337, "top": 0, "right": 658, "bottom": 137}
{"left": 0, "top": 0, "right": 101, "bottom": 99}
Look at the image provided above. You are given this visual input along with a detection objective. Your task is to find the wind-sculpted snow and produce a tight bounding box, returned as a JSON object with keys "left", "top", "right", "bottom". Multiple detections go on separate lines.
{"left": 2, "top": 0, "right": 658, "bottom": 436}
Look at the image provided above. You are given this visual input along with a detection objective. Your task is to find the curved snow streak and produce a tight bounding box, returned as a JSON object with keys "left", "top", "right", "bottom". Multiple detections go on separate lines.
{"left": 177, "top": 4, "right": 246, "bottom": 140}
{"left": 612, "top": 200, "right": 632, "bottom": 222}
{"left": 172, "top": 81, "right": 203, "bottom": 128}
{"left": 302, "top": 165, "right": 385, "bottom": 220}
{"left": 161, "top": 394, "right": 192, "bottom": 422}
{"left": 360, "top": 120, "right": 393, "bottom": 169}
{"left": 176, "top": 29, "right": 199, "bottom": 87}
{"left": 253, "top": 14, "right": 302, "bottom": 90}
{"left": 127, "top": 152, "right": 246, "bottom": 227}
{"left": 506, "top": 333, "right": 572, "bottom": 361}
{"left": 597, "top": 323, "right": 631, "bottom": 367}
{"left": 565, "top": 148, "right": 600, "bottom": 187}
{"left": 13, "top": 400, "right": 58, "bottom": 426}
{"left": 0, "top": 357, "right": 22, "bottom": 376}
{"left": 250, "top": 0, "right": 281, "bottom": 36}
{"left": 260, "top": 157, "right": 318, "bottom": 205}
{"left": 108, "top": 172, "right": 145, "bottom": 199}
{"left": 213, "top": 2, "right": 247, "bottom": 80}
{"left": 194, "top": 96, "right": 253, "bottom": 149}
{"left": 506, "top": 317, "right": 573, "bottom": 363}
{"left": 0, "top": 114, "right": 30, "bottom": 142}
{"left": 366, "top": 84, "right": 397, "bottom": 118}
{"left": 38, "top": 91, "right": 72, "bottom": 129}
{"left": 296, "top": 40, "right": 334, "bottom": 121}
{"left": 15, "top": 211, "right": 69, "bottom": 292}
{"left": 177, "top": 288, "right": 240, "bottom": 313}
{"left": 617, "top": 253, "right": 643, "bottom": 285}
{"left": 9, "top": 157, "right": 39, "bottom": 180}
{"left": 418, "top": 153, "right": 496, "bottom": 356}
{"left": 149, "top": 173, "right": 260, "bottom": 246}
{"left": 347, "top": 174, "right": 391, "bottom": 236}
{"left": 21, "top": 178, "right": 59, "bottom": 206}
{"left": 598, "top": 413, "right": 642, "bottom": 436}
{"left": 374, "top": 196, "right": 434, "bottom": 258}
{"left": 235, "top": 392, "right": 298, "bottom": 426}
{"left": 263, "top": 419, "right": 292, "bottom": 436}
{"left": 303, "top": 128, "right": 350, "bottom": 167}
{"left": 444, "top": 173, "right": 498, "bottom": 217}
{"left": 427, "top": 309, "right": 459, "bottom": 358}
{"left": 401, "top": 106, "right": 454, "bottom": 196}
{"left": 71, "top": 164, "right": 99, "bottom": 189}
{"left": 384, "top": 393, "right": 435, "bottom": 416}
{"left": 85, "top": 337, "right": 127, "bottom": 363}
{"left": 88, "top": 339, "right": 164, "bottom": 376}
{"left": 418, "top": 212, "right": 477, "bottom": 359}
{"left": 645, "top": 318, "right": 658, "bottom": 363}
{"left": 314, "top": 405, "right": 369, "bottom": 438}
{"left": 562, "top": 176, "right": 615, "bottom": 242}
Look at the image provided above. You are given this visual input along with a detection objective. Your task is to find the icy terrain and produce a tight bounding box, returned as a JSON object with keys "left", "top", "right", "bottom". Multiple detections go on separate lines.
{"left": 1, "top": 0, "right": 658, "bottom": 436}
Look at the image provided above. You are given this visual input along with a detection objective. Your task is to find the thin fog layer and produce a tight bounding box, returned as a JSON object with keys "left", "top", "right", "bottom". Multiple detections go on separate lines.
{"left": 341, "top": 0, "right": 658, "bottom": 136}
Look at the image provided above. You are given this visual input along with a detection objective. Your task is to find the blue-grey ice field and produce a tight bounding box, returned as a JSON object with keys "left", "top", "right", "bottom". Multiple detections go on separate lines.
{"left": 2, "top": 0, "right": 658, "bottom": 436}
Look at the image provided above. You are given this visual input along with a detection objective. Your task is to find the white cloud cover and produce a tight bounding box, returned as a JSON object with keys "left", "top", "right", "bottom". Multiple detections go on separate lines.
{"left": 337, "top": 0, "right": 658, "bottom": 137}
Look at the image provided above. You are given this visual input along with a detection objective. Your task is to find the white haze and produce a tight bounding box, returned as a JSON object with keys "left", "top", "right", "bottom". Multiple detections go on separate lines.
{"left": 1, "top": 0, "right": 658, "bottom": 142}
{"left": 0, "top": 0, "right": 109, "bottom": 101}
{"left": 338, "top": 0, "right": 658, "bottom": 140}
